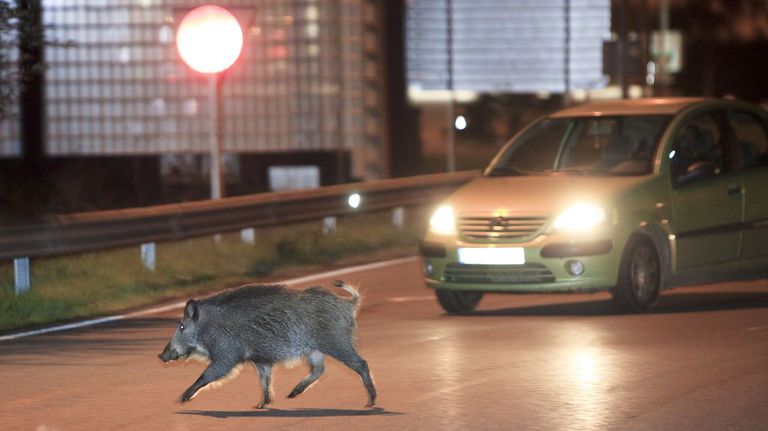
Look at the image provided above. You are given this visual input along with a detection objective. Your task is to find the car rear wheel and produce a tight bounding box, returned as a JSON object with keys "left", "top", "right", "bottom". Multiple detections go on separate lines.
{"left": 435, "top": 289, "right": 483, "bottom": 314}
{"left": 612, "top": 237, "right": 661, "bottom": 312}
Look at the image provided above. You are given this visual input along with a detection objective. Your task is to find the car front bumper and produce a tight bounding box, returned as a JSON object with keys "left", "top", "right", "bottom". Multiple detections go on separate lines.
{"left": 421, "top": 235, "right": 621, "bottom": 293}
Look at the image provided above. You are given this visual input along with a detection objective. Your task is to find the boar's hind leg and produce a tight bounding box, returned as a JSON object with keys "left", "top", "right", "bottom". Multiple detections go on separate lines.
{"left": 288, "top": 350, "right": 325, "bottom": 399}
{"left": 254, "top": 362, "right": 273, "bottom": 409}
{"left": 181, "top": 360, "right": 237, "bottom": 403}
{"left": 329, "top": 346, "right": 377, "bottom": 407}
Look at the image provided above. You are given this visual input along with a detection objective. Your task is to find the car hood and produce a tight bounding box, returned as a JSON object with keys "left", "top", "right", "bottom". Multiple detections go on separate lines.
{"left": 446, "top": 174, "right": 649, "bottom": 216}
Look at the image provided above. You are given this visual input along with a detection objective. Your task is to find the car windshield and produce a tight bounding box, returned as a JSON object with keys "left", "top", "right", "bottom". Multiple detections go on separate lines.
{"left": 487, "top": 115, "right": 670, "bottom": 176}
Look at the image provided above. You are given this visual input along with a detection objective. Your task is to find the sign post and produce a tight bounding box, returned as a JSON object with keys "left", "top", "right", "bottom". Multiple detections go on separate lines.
{"left": 176, "top": 5, "right": 244, "bottom": 199}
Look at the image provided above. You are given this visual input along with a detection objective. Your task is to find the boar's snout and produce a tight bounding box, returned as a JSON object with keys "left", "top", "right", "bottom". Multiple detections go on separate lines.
{"left": 158, "top": 343, "right": 179, "bottom": 362}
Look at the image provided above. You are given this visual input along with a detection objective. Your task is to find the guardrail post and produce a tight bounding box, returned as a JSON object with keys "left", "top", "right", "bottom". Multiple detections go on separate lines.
{"left": 241, "top": 227, "right": 256, "bottom": 245}
{"left": 14, "top": 257, "right": 31, "bottom": 295}
{"left": 392, "top": 206, "right": 405, "bottom": 229}
{"left": 141, "top": 242, "right": 156, "bottom": 271}
{"left": 323, "top": 216, "right": 337, "bottom": 235}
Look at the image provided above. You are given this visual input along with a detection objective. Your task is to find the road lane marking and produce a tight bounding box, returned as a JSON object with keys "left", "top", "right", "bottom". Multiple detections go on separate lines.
{"left": 386, "top": 296, "right": 435, "bottom": 303}
{"left": 0, "top": 256, "right": 421, "bottom": 342}
{"left": 281, "top": 256, "right": 420, "bottom": 287}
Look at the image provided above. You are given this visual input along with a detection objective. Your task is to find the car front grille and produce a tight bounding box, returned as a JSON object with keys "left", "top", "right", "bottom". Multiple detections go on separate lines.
{"left": 458, "top": 215, "right": 548, "bottom": 241}
{"left": 444, "top": 263, "right": 556, "bottom": 284}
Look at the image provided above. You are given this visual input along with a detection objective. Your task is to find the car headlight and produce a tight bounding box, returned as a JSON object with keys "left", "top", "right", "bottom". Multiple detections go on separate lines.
{"left": 429, "top": 205, "right": 456, "bottom": 235}
{"left": 552, "top": 203, "right": 607, "bottom": 232}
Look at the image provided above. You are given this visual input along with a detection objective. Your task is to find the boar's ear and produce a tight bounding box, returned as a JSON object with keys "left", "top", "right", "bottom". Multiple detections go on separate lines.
{"left": 184, "top": 299, "right": 199, "bottom": 321}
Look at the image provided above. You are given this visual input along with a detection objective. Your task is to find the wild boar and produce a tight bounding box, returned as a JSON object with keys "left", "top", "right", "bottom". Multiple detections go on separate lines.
{"left": 158, "top": 280, "right": 376, "bottom": 408}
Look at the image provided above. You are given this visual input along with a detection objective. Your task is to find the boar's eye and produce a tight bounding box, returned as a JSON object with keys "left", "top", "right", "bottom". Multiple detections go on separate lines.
{"left": 179, "top": 323, "right": 185, "bottom": 332}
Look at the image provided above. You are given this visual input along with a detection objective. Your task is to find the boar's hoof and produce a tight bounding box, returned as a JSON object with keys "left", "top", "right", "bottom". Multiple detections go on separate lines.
{"left": 180, "top": 390, "right": 196, "bottom": 403}
{"left": 255, "top": 395, "right": 271, "bottom": 409}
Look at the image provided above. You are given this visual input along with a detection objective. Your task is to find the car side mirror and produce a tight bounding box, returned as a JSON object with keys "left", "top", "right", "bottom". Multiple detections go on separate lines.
{"left": 675, "top": 160, "right": 717, "bottom": 187}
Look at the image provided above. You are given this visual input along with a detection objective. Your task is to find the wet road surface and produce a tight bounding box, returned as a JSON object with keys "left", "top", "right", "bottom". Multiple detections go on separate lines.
{"left": 1, "top": 257, "right": 767, "bottom": 430}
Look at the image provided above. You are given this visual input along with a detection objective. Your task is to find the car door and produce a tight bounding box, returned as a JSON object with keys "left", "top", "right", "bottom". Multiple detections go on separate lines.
{"left": 669, "top": 111, "right": 744, "bottom": 269}
{"left": 727, "top": 110, "right": 768, "bottom": 260}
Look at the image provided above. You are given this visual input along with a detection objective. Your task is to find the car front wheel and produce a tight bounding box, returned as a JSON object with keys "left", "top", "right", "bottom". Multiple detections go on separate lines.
{"left": 612, "top": 237, "right": 662, "bottom": 312}
{"left": 435, "top": 289, "right": 483, "bottom": 314}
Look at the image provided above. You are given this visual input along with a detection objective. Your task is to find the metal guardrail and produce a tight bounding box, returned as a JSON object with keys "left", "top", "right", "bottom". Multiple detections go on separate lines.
{"left": 0, "top": 171, "right": 478, "bottom": 261}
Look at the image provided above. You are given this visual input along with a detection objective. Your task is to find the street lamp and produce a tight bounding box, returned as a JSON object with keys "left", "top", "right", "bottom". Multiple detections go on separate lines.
{"left": 176, "top": 5, "right": 244, "bottom": 199}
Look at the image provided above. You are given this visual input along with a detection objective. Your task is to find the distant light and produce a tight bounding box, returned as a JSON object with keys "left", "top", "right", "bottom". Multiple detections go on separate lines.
{"left": 570, "top": 89, "right": 588, "bottom": 102}
{"left": 348, "top": 193, "right": 361, "bottom": 209}
{"left": 176, "top": 5, "right": 243, "bottom": 74}
{"left": 118, "top": 47, "right": 130, "bottom": 63}
{"left": 455, "top": 115, "right": 467, "bottom": 131}
{"left": 306, "top": 6, "right": 319, "bottom": 21}
{"left": 407, "top": 88, "right": 479, "bottom": 104}
{"left": 628, "top": 86, "right": 644, "bottom": 99}
{"left": 183, "top": 99, "right": 198, "bottom": 115}
{"left": 158, "top": 25, "right": 174, "bottom": 44}
{"left": 668, "top": 150, "right": 676, "bottom": 159}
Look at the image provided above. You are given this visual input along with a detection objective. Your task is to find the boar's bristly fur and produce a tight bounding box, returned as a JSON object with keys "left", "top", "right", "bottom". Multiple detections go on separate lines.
{"left": 157, "top": 280, "right": 376, "bottom": 408}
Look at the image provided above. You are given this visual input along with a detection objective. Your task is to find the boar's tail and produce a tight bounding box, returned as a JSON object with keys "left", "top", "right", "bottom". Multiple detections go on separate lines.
{"left": 332, "top": 280, "right": 361, "bottom": 308}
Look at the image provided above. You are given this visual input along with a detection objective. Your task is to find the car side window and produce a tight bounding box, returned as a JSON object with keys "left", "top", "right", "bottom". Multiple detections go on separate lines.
{"left": 727, "top": 110, "right": 768, "bottom": 168}
{"left": 670, "top": 113, "right": 725, "bottom": 186}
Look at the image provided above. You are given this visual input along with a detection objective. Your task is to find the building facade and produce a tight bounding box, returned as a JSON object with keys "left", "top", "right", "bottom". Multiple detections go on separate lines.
{"left": 1, "top": 0, "right": 388, "bottom": 196}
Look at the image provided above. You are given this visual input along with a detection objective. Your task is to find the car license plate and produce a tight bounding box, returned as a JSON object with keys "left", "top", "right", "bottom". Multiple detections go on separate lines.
{"left": 458, "top": 247, "right": 525, "bottom": 265}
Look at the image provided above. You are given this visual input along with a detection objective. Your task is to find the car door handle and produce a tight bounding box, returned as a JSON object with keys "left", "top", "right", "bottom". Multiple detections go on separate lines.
{"left": 727, "top": 186, "right": 743, "bottom": 196}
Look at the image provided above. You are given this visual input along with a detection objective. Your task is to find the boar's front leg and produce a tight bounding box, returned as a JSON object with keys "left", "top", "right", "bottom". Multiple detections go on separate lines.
{"left": 180, "top": 359, "right": 237, "bottom": 403}
{"left": 253, "top": 362, "right": 273, "bottom": 409}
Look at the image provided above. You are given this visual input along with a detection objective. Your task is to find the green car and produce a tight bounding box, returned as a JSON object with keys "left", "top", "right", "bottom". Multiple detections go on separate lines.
{"left": 421, "top": 97, "right": 768, "bottom": 313}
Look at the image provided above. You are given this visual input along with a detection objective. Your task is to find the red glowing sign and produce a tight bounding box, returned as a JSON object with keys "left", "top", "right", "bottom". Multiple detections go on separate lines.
{"left": 176, "top": 5, "right": 243, "bottom": 74}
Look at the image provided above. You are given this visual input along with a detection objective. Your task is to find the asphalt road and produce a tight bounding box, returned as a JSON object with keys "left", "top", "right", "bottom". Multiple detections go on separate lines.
{"left": 2, "top": 256, "right": 768, "bottom": 431}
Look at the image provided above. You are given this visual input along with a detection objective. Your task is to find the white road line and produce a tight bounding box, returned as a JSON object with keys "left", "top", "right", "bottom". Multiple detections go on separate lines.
{"left": 386, "top": 296, "right": 435, "bottom": 303}
{"left": 281, "top": 256, "right": 420, "bottom": 287}
{"left": 0, "top": 256, "right": 421, "bottom": 342}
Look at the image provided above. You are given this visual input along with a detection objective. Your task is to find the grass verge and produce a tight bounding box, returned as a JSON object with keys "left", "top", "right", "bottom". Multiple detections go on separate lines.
{"left": 0, "top": 209, "right": 428, "bottom": 332}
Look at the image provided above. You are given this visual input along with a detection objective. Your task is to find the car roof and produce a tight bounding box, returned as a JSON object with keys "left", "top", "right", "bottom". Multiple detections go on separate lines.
{"left": 550, "top": 97, "right": 712, "bottom": 117}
